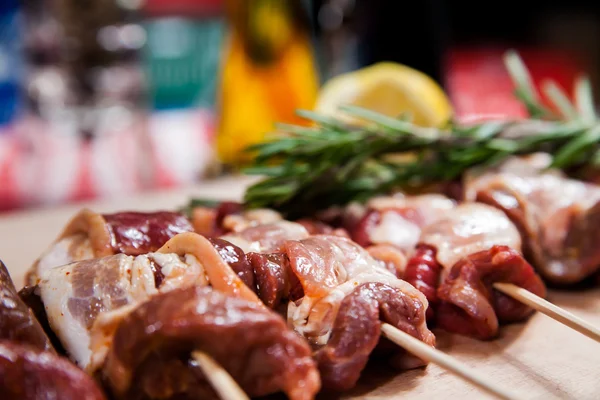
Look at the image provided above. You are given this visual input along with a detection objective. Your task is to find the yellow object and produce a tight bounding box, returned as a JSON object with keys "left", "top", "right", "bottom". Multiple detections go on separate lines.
{"left": 315, "top": 62, "right": 453, "bottom": 127}
{"left": 217, "top": 0, "right": 319, "bottom": 166}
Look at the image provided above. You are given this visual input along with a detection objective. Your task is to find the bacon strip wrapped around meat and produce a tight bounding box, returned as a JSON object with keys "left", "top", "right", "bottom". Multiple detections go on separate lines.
{"left": 36, "top": 232, "right": 320, "bottom": 399}
{"left": 326, "top": 194, "right": 455, "bottom": 278}
{"left": 37, "top": 232, "right": 258, "bottom": 370}
{"left": 284, "top": 235, "right": 435, "bottom": 390}
{"left": 206, "top": 223, "right": 436, "bottom": 391}
{"left": 28, "top": 209, "right": 193, "bottom": 285}
{"left": 349, "top": 194, "right": 456, "bottom": 251}
{"left": 413, "top": 203, "right": 546, "bottom": 339}
{"left": 220, "top": 220, "right": 310, "bottom": 253}
{"left": 464, "top": 153, "right": 600, "bottom": 284}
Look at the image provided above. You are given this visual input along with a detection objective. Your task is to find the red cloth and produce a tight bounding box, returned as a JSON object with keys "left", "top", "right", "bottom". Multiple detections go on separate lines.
{"left": 445, "top": 46, "right": 587, "bottom": 123}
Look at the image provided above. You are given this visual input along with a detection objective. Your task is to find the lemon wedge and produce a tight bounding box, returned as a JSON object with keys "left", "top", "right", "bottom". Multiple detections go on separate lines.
{"left": 315, "top": 62, "right": 453, "bottom": 127}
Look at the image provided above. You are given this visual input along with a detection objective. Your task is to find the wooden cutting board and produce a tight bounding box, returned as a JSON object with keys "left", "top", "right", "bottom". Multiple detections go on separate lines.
{"left": 1, "top": 175, "right": 598, "bottom": 400}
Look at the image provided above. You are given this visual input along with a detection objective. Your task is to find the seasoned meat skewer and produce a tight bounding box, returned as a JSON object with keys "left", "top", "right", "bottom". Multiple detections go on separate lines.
{"left": 464, "top": 153, "right": 600, "bottom": 284}
{"left": 206, "top": 222, "right": 436, "bottom": 391}
{"left": 402, "top": 203, "right": 546, "bottom": 339}
{"left": 0, "top": 261, "right": 106, "bottom": 400}
{"left": 197, "top": 199, "right": 546, "bottom": 341}
{"left": 36, "top": 232, "right": 320, "bottom": 400}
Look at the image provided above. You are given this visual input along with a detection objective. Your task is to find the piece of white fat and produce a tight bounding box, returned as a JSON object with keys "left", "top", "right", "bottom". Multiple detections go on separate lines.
{"left": 38, "top": 254, "right": 139, "bottom": 368}
{"left": 38, "top": 252, "right": 209, "bottom": 369}
{"left": 33, "top": 235, "right": 94, "bottom": 284}
{"left": 369, "top": 211, "right": 422, "bottom": 250}
{"left": 420, "top": 203, "right": 522, "bottom": 271}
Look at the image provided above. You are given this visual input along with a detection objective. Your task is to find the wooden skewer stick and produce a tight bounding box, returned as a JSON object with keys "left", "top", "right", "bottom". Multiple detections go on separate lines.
{"left": 191, "top": 350, "right": 250, "bottom": 400}
{"left": 381, "top": 323, "right": 522, "bottom": 400}
{"left": 493, "top": 282, "right": 600, "bottom": 343}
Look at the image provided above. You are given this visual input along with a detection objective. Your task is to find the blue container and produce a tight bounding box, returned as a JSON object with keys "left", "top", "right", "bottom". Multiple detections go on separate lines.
{"left": 0, "top": 0, "right": 23, "bottom": 126}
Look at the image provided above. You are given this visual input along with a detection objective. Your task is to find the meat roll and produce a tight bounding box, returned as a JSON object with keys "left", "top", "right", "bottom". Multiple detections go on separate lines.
{"left": 36, "top": 232, "right": 319, "bottom": 399}
{"left": 208, "top": 228, "right": 436, "bottom": 391}
{"left": 285, "top": 235, "right": 435, "bottom": 390}
{"left": 102, "top": 286, "right": 320, "bottom": 400}
{"left": 28, "top": 209, "right": 193, "bottom": 285}
{"left": 413, "top": 203, "right": 546, "bottom": 339}
{"left": 0, "top": 261, "right": 53, "bottom": 352}
{"left": 465, "top": 153, "right": 600, "bottom": 284}
{"left": 37, "top": 232, "right": 258, "bottom": 371}
{"left": 0, "top": 340, "right": 106, "bottom": 400}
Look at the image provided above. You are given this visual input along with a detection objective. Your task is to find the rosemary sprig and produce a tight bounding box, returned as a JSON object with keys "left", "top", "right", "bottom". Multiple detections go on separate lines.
{"left": 240, "top": 51, "right": 599, "bottom": 217}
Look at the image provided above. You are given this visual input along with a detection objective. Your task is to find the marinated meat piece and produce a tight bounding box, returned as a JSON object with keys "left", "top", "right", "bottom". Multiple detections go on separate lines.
{"left": 221, "top": 221, "right": 309, "bottom": 253}
{"left": 419, "top": 203, "right": 522, "bottom": 275}
{"left": 351, "top": 194, "right": 455, "bottom": 250}
{"left": 39, "top": 232, "right": 259, "bottom": 371}
{"left": 315, "top": 282, "right": 434, "bottom": 391}
{"left": 437, "top": 246, "right": 546, "bottom": 339}
{"left": 39, "top": 249, "right": 207, "bottom": 368}
{"left": 28, "top": 209, "right": 193, "bottom": 285}
{"left": 403, "top": 245, "right": 441, "bottom": 321}
{"left": 285, "top": 235, "right": 433, "bottom": 365}
{"left": 102, "top": 286, "right": 320, "bottom": 400}
{"left": 247, "top": 252, "right": 303, "bottom": 309}
{"left": 209, "top": 237, "right": 255, "bottom": 290}
{"left": 0, "top": 340, "right": 106, "bottom": 400}
{"left": 415, "top": 203, "right": 545, "bottom": 336}
{"left": 103, "top": 211, "right": 193, "bottom": 255}
{"left": 208, "top": 234, "right": 304, "bottom": 309}
{"left": 0, "top": 261, "right": 53, "bottom": 352}
{"left": 465, "top": 153, "right": 600, "bottom": 284}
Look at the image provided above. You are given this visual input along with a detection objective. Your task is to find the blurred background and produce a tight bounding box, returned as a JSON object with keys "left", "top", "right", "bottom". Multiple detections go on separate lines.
{"left": 0, "top": 0, "right": 598, "bottom": 211}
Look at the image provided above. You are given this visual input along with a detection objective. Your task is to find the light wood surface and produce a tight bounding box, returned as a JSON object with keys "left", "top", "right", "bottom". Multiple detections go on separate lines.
{"left": 494, "top": 283, "right": 600, "bottom": 344}
{"left": 1, "top": 175, "right": 599, "bottom": 400}
{"left": 380, "top": 323, "right": 522, "bottom": 400}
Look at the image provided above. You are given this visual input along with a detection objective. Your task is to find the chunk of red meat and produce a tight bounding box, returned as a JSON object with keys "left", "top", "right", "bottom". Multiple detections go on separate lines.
{"left": 0, "top": 340, "right": 106, "bottom": 400}
{"left": 247, "top": 252, "right": 303, "bottom": 309}
{"left": 437, "top": 245, "right": 546, "bottom": 340}
{"left": 209, "top": 237, "right": 255, "bottom": 290}
{"left": 315, "top": 282, "right": 434, "bottom": 391}
{"left": 404, "top": 245, "right": 441, "bottom": 322}
{"left": 102, "top": 286, "right": 320, "bottom": 400}
{"left": 103, "top": 212, "right": 193, "bottom": 255}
